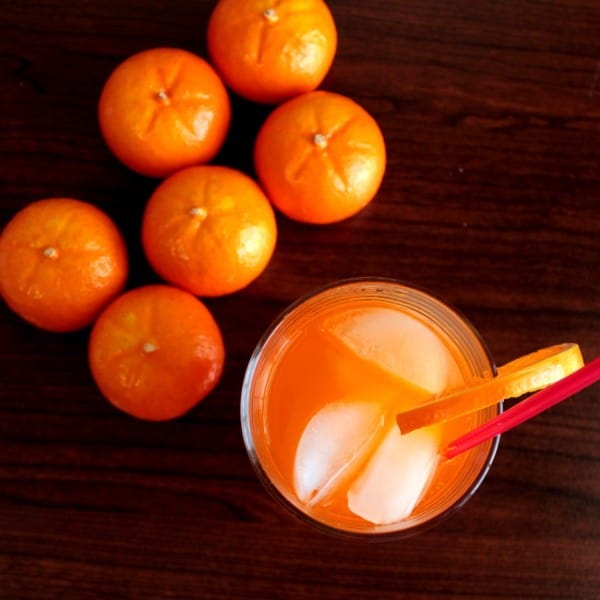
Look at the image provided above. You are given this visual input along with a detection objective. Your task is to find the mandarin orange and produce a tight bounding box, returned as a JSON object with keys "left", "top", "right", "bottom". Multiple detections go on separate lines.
{"left": 207, "top": 0, "right": 337, "bottom": 104}
{"left": 141, "top": 165, "right": 277, "bottom": 297}
{"left": 98, "top": 47, "right": 231, "bottom": 178}
{"left": 254, "top": 90, "right": 386, "bottom": 224}
{"left": 89, "top": 285, "right": 225, "bottom": 421}
{"left": 0, "top": 198, "right": 128, "bottom": 332}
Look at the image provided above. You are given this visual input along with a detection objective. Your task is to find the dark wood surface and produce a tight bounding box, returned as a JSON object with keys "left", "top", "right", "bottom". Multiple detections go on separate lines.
{"left": 1, "top": 1, "right": 599, "bottom": 598}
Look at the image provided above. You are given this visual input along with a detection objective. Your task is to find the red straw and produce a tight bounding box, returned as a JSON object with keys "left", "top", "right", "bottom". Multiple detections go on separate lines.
{"left": 444, "top": 356, "right": 600, "bottom": 460}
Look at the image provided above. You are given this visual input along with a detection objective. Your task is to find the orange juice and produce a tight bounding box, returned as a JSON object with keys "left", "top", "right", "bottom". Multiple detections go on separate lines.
{"left": 242, "top": 280, "right": 499, "bottom": 536}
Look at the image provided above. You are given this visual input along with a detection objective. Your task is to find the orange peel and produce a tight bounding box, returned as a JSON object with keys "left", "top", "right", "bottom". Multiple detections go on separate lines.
{"left": 396, "top": 343, "right": 584, "bottom": 434}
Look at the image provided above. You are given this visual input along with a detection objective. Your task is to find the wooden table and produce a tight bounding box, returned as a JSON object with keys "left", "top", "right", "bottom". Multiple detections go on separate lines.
{"left": 1, "top": 1, "right": 599, "bottom": 597}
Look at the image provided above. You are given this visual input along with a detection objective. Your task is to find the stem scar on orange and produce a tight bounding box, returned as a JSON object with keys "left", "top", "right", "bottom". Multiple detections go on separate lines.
{"left": 89, "top": 285, "right": 225, "bottom": 421}
{"left": 0, "top": 198, "right": 128, "bottom": 332}
{"left": 98, "top": 47, "right": 231, "bottom": 178}
{"left": 254, "top": 90, "right": 386, "bottom": 224}
{"left": 207, "top": 0, "right": 337, "bottom": 104}
{"left": 141, "top": 165, "right": 277, "bottom": 297}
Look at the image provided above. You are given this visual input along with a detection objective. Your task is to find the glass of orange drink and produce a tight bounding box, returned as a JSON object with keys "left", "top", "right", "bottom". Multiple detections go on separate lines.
{"left": 241, "top": 279, "right": 500, "bottom": 537}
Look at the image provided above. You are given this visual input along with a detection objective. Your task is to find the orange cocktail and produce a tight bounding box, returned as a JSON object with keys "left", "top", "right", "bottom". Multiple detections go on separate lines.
{"left": 241, "top": 279, "right": 499, "bottom": 537}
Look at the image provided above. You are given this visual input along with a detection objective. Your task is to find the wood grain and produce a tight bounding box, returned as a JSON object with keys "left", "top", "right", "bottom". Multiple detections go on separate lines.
{"left": 1, "top": 0, "right": 599, "bottom": 597}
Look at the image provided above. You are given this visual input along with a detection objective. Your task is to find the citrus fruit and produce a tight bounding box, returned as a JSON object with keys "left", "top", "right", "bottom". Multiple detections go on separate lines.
{"left": 141, "top": 165, "right": 277, "bottom": 297}
{"left": 444, "top": 355, "right": 599, "bottom": 459}
{"left": 254, "top": 90, "right": 386, "bottom": 224}
{"left": 98, "top": 47, "right": 231, "bottom": 178}
{"left": 89, "top": 285, "right": 225, "bottom": 421}
{"left": 395, "top": 343, "right": 585, "bottom": 433}
{"left": 0, "top": 198, "right": 128, "bottom": 332}
{"left": 207, "top": 0, "right": 337, "bottom": 104}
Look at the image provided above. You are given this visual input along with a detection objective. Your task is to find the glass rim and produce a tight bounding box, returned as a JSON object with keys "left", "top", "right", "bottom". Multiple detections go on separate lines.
{"left": 241, "top": 277, "right": 501, "bottom": 539}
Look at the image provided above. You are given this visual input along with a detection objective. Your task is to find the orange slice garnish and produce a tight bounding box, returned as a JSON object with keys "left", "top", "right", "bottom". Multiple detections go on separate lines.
{"left": 396, "top": 343, "right": 584, "bottom": 434}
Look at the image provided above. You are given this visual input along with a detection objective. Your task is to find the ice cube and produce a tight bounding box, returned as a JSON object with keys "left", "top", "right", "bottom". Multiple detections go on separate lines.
{"left": 325, "top": 307, "right": 460, "bottom": 394}
{"left": 347, "top": 426, "right": 439, "bottom": 525}
{"left": 294, "top": 400, "right": 384, "bottom": 505}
